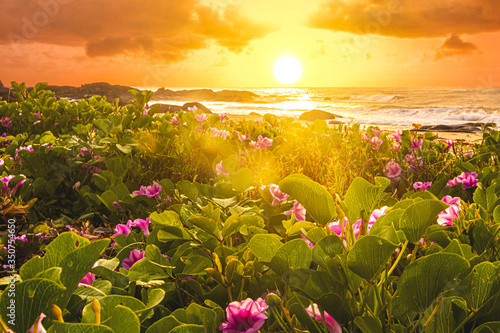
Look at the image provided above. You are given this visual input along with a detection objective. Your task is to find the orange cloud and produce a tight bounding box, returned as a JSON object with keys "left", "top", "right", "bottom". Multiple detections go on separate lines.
{"left": 435, "top": 34, "right": 479, "bottom": 60}
{"left": 309, "top": 0, "right": 500, "bottom": 38}
{"left": 0, "top": 0, "right": 274, "bottom": 61}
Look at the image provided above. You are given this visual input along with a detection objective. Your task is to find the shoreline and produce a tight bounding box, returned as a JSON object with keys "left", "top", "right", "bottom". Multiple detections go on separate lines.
{"left": 226, "top": 113, "right": 484, "bottom": 144}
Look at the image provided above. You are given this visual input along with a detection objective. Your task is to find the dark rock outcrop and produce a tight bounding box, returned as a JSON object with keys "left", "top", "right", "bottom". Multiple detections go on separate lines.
{"left": 0, "top": 81, "right": 3, "bottom": 89}
{"left": 182, "top": 102, "right": 212, "bottom": 113}
{"left": 0, "top": 87, "right": 16, "bottom": 102}
{"left": 415, "top": 123, "right": 496, "bottom": 133}
{"left": 324, "top": 97, "right": 332, "bottom": 101}
{"left": 249, "top": 112, "right": 261, "bottom": 116}
{"left": 152, "top": 104, "right": 183, "bottom": 113}
{"left": 329, "top": 120, "right": 344, "bottom": 125}
{"left": 299, "top": 109, "right": 343, "bottom": 121}
{"left": 153, "top": 88, "right": 258, "bottom": 102}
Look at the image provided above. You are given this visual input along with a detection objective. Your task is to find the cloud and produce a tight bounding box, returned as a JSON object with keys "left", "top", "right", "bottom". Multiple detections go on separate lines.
{"left": 0, "top": 0, "right": 274, "bottom": 61}
{"left": 435, "top": 34, "right": 479, "bottom": 59}
{"left": 309, "top": 0, "right": 500, "bottom": 38}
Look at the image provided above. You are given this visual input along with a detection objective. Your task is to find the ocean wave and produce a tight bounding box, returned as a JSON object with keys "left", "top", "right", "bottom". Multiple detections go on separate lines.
{"left": 349, "top": 95, "right": 402, "bottom": 102}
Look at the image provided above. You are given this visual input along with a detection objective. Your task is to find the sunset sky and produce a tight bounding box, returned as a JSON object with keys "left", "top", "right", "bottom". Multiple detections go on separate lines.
{"left": 1, "top": 0, "right": 499, "bottom": 88}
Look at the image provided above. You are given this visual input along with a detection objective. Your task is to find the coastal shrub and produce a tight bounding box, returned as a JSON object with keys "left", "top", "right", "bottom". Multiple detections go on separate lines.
{"left": 0, "top": 83, "right": 499, "bottom": 332}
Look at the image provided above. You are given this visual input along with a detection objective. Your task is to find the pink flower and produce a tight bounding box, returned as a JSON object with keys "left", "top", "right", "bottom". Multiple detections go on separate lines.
{"left": 122, "top": 249, "right": 145, "bottom": 269}
{"left": 446, "top": 177, "right": 460, "bottom": 187}
{"left": 171, "top": 116, "right": 179, "bottom": 125}
{"left": 437, "top": 196, "right": 461, "bottom": 226}
{"left": 220, "top": 114, "right": 227, "bottom": 122}
{"left": 371, "top": 128, "right": 383, "bottom": 137}
{"left": 363, "top": 134, "right": 371, "bottom": 141}
{"left": 284, "top": 201, "right": 306, "bottom": 221}
{"left": 73, "top": 182, "right": 81, "bottom": 190}
{"left": 239, "top": 134, "right": 251, "bottom": 142}
{"left": 369, "top": 206, "right": 388, "bottom": 224}
{"left": 437, "top": 204, "right": 461, "bottom": 226}
{"left": 216, "top": 161, "right": 230, "bottom": 175}
{"left": 413, "top": 181, "right": 432, "bottom": 191}
{"left": 384, "top": 159, "right": 402, "bottom": 178}
{"left": 409, "top": 139, "right": 423, "bottom": 151}
{"left": 405, "top": 153, "right": 423, "bottom": 170}
{"left": 133, "top": 186, "right": 147, "bottom": 196}
{"left": 441, "top": 195, "right": 461, "bottom": 206}
{"left": 28, "top": 313, "right": 46, "bottom": 333}
{"left": 112, "top": 201, "right": 124, "bottom": 211}
{"left": 219, "top": 298, "right": 268, "bottom": 333}
{"left": 268, "top": 184, "right": 289, "bottom": 206}
{"left": 113, "top": 223, "right": 131, "bottom": 238}
{"left": 390, "top": 142, "right": 401, "bottom": 150}
{"left": 458, "top": 172, "right": 478, "bottom": 189}
{"left": 145, "top": 183, "right": 162, "bottom": 199}
{"left": 128, "top": 216, "right": 151, "bottom": 237}
{"left": 80, "top": 272, "right": 96, "bottom": 286}
{"left": 444, "top": 140, "right": 455, "bottom": 149}
{"left": 306, "top": 304, "right": 342, "bottom": 333}
{"left": 390, "top": 129, "right": 402, "bottom": 142}
{"left": 188, "top": 106, "right": 198, "bottom": 112}
{"left": 33, "top": 120, "right": 41, "bottom": 125}
{"left": 369, "top": 136, "right": 383, "bottom": 150}
{"left": 195, "top": 113, "right": 208, "bottom": 123}
{"left": 257, "top": 136, "right": 273, "bottom": 149}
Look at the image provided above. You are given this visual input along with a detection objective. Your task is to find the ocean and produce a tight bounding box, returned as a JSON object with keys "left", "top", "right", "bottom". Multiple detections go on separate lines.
{"left": 146, "top": 87, "right": 500, "bottom": 127}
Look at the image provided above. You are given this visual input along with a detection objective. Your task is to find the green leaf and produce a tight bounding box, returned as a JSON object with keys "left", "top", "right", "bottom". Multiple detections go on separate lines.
{"left": 82, "top": 295, "right": 146, "bottom": 323}
{"left": 343, "top": 177, "right": 390, "bottom": 225}
{"left": 354, "top": 316, "right": 383, "bottom": 333}
{"left": 0, "top": 278, "right": 65, "bottom": 333}
{"left": 150, "top": 211, "right": 183, "bottom": 227}
{"left": 52, "top": 239, "right": 110, "bottom": 312}
{"left": 399, "top": 199, "right": 449, "bottom": 243}
{"left": 231, "top": 168, "right": 253, "bottom": 192}
{"left": 170, "top": 325, "right": 205, "bottom": 333}
{"left": 347, "top": 235, "right": 398, "bottom": 281}
{"left": 222, "top": 215, "right": 265, "bottom": 239}
{"left": 93, "top": 119, "right": 112, "bottom": 135}
{"left": 312, "top": 235, "right": 344, "bottom": 272}
{"left": 116, "top": 144, "right": 132, "bottom": 154}
{"left": 248, "top": 234, "right": 283, "bottom": 262}
{"left": 455, "top": 261, "right": 500, "bottom": 311}
{"left": 20, "top": 232, "right": 90, "bottom": 280}
{"left": 177, "top": 180, "right": 199, "bottom": 202}
{"left": 270, "top": 239, "right": 312, "bottom": 280}
{"left": 316, "top": 292, "right": 354, "bottom": 325}
{"left": 397, "top": 252, "right": 470, "bottom": 312}
{"left": 146, "top": 316, "right": 184, "bottom": 333}
{"left": 188, "top": 214, "right": 219, "bottom": 238}
{"left": 422, "top": 296, "right": 468, "bottom": 333}
{"left": 279, "top": 174, "right": 336, "bottom": 225}
{"left": 181, "top": 253, "right": 213, "bottom": 276}
{"left": 473, "top": 322, "right": 500, "bottom": 333}
{"left": 47, "top": 323, "right": 114, "bottom": 333}
{"left": 105, "top": 305, "right": 141, "bottom": 333}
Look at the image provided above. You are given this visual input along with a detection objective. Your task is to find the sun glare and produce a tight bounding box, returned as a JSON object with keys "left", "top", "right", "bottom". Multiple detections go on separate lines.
{"left": 273, "top": 56, "right": 302, "bottom": 84}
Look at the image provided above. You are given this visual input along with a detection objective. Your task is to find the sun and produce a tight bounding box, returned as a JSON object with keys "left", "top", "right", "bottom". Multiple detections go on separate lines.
{"left": 273, "top": 56, "right": 303, "bottom": 84}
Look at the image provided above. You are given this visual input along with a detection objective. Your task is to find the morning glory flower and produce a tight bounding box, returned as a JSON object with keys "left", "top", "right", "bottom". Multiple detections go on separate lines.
{"left": 195, "top": 113, "right": 208, "bottom": 123}
{"left": 219, "top": 298, "right": 268, "bottom": 333}
{"left": 268, "top": 184, "right": 289, "bottom": 206}
{"left": 128, "top": 216, "right": 151, "bottom": 237}
{"left": 216, "top": 161, "right": 230, "bottom": 175}
{"left": 284, "top": 201, "right": 306, "bottom": 221}
{"left": 389, "top": 129, "right": 402, "bottom": 142}
{"left": 122, "top": 249, "right": 145, "bottom": 269}
{"left": 306, "top": 304, "right": 341, "bottom": 333}
{"left": 413, "top": 181, "right": 432, "bottom": 191}
{"left": 145, "top": 183, "right": 162, "bottom": 199}
{"left": 384, "top": 159, "right": 401, "bottom": 178}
